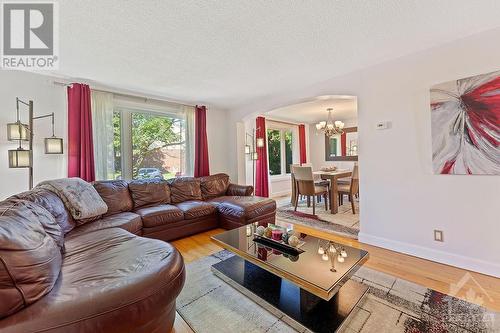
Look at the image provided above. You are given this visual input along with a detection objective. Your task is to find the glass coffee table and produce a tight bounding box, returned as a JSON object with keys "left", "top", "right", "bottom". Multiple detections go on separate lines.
{"left": 211, "top": 223, "right": 369, "bottom": 333}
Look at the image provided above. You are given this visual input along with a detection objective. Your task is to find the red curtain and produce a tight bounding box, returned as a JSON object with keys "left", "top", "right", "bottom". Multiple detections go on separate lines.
{"left": 255, "top": 116, "right": 269, "bottom": 197}
{"left": 67, "top": 83, "right": 95, "bottom": 182}
{"left": 298, "top": 124, "right": 307, "bottom": 165}
{"left": 194, "top": 105, "right": 210, "bottom": 177}
{"left": 341, "top": 132, "right": 347, "bottom": 156}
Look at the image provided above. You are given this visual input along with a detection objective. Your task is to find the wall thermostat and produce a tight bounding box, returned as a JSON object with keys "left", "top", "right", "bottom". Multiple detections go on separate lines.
{"left": 375, "top": 121, "right": 391, "bottom": 130}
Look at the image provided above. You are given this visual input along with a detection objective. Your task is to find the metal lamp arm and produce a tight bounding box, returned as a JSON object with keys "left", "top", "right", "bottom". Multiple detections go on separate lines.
{"left": 33, "top": 113, "right": 56, "bottom": 136}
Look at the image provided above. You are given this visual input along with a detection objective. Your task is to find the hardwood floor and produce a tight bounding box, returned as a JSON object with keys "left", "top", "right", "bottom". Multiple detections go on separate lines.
{"left": 169, "top": 229, "right": 227, "bottom": 333}
{"left": 170, "top": 224, "right": 500, "bottom": 332}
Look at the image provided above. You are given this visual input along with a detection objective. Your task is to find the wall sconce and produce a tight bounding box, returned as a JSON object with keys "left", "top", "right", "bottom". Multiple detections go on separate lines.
{"left": 252, "top": 152, "right": 258, "bottom": 160}
{"left": 245, "top": 145, "right": 251, "bottom": 154}
{"left": 6, "top": 98, "right": 64, "bottom": 189}
{"left": 256, "top": 137, "right": 265, "bottom": 148}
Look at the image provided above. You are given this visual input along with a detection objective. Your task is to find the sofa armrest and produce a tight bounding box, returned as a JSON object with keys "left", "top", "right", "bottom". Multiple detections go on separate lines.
{"left": 226, "top": 183, "right": 254, "bottom": 196}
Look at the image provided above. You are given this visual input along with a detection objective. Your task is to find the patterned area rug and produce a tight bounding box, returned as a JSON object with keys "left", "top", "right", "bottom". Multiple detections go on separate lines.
{"left": 276, "top": 199, "right": 359, "bottom": 239}
{"left": 176, "top": 251, "right": 499, "bottom": 333}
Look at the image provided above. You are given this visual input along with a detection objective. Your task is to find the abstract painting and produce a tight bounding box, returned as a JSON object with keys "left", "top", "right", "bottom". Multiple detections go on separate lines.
{"left": 430, "top": 70, "right": 500, "bottom": 175}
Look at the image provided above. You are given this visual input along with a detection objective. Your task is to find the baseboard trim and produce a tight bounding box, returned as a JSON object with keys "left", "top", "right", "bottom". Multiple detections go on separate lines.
{"left": 358, "top": 232, "right": 500, "bottom": 278}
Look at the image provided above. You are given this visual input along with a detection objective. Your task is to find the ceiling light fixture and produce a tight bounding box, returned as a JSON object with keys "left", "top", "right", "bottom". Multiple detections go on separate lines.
{"left": 315, "top": 108, "right": 344, "bottom": 137}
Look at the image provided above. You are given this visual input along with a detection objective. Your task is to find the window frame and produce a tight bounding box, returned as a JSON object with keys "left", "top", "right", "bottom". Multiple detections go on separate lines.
{"left": 113, "top": 106, "right": 188, "bottom": 181}
{"left": 267, "top": 126, "right": 294, "bottom": 178}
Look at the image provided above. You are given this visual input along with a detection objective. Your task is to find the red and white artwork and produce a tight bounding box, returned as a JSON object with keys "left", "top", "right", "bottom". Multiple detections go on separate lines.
{"left": 430, "top": 71, "right": 500, "bottom": 175}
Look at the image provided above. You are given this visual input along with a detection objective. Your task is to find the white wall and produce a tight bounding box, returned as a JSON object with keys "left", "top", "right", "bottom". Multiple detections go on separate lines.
{"left": 229, "top": 28, "right": 500, "bottom": 276}
{"left": 0, "top": 71, "right": 67, "bottom": 199}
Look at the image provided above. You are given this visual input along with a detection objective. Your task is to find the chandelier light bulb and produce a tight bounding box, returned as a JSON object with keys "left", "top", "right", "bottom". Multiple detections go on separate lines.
{"left": 322, "top": 253, "right": 329, "bottom": 261}
{"left": 337, "top": 254, "right": 345, "bottom": 263}
{"left": 318, "top": 246, "right": 325, "bottom": 255}
{"left": 328, "top": 244, "right": 336, "bottom": 253}
{"left": 341, "top": 249, "right": 347, "bottom": 258}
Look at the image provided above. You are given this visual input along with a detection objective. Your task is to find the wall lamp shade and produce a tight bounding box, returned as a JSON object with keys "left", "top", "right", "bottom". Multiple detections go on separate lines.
{"left": 7, "top": 122, "right": 29, "bottom": 141}
{"left": 256, "top": 138, "right": 265, "bottom": 148}
{"left": 252, "top": 152, "right": 259, "bottom": 160}
{"left": 8, "top": 149, "right": 31, "bottom": 168}
{"left": 244, "top": 145, "right": 251, "bottom": 154}
{"left": 44, "top": 137, "right": 64, "bottom": 154}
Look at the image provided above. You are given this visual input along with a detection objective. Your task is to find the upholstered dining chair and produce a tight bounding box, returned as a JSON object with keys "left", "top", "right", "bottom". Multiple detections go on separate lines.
{"left": 337, "top": 164, "right": 359, "bottom": 214}
{"left": 293, "top": 166, "right": 329, "bottom": 215}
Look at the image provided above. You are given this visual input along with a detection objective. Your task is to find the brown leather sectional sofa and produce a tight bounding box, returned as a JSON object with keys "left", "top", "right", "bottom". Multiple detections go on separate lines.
{"left": 0, "top": 173, "right": 276, "bottom": 333}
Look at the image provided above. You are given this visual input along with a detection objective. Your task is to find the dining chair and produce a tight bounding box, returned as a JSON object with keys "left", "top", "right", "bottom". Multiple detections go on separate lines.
{"left": 337, "top": 164, "right": 359, "bottom": 214}
{"left": 292, "top": 164, "right": 328, "bottom": 205}
{"left": 290, "top": 164, "right": 300, "bottom": 204}
{"left": 293, "top": 166, "right": 329, "bottom": 215}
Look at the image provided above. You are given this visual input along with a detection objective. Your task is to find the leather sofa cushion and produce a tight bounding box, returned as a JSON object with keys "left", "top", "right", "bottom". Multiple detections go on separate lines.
{"left": 209, "top": 196, "right": 276, "bottom": 220}
{"left": 199, "top": 173, "right": 230, "bottom": 200}
{"left": 135, "top": 204, "right": 184, "bottom": 228}
{"left": 70, "top": 212, "right": 142, "bottom": 236}
{"left": 226, "top": 183, "right": 254, "bottom": 196}
{"left": 0, "top": 228, "right": 185, "bottom": 333}
{"left": 2, "top": 199, "right": 64, "bottom": 250}
{"left": 10, "top": 188, "right": 76, "bottom": 234}
{"left": 94, "top": 180, "right": 133, "bottom": 216}
{"left": 168, "top": 177, "right": 202, "bottom": 203}
{"left": 129, "top": 179, "right": 171, "bottom": 208}
{"left": 175, "top": 200, "right": 216, "bottom": 220}
{"left": 0, "top": 200, "right": 62, "bottom": 319}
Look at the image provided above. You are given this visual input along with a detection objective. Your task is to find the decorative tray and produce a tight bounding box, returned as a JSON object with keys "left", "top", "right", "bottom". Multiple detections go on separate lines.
{"left": 253, "top": 234, "right": 305, "bottom": 256}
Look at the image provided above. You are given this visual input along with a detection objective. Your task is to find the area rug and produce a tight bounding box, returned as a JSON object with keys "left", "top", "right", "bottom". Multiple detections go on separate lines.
{"left": 176, "top": 251, "right": 499, "bottom": 333}
{"left": 276, "top": 200, "right": 359, "bottom": 239}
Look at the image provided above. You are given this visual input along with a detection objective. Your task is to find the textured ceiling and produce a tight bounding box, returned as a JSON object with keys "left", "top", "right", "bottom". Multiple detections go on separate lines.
{"left": 267, "top": 96, "right": 357, "bottom": 124}
{"left": 55, "top": 0, "right": 500, "bottom": 110}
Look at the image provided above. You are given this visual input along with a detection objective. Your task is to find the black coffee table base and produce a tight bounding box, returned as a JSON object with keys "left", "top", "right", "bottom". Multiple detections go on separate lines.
{"left": 212, "top": 255, "right": 369, "bottom": 333}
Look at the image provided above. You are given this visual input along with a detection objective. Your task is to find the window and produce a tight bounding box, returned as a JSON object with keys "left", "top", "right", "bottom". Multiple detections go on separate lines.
{"left": 131, "top": 111, "right": 186, "bottom": 179}
{"left": 112, "top": 111, "right": 122, "bottom": 179}
{"left": 267, "top": 128, "right": 293, "bottom": 176}
{"left": 112, "top": 104, "right": 193, "bottom": 180}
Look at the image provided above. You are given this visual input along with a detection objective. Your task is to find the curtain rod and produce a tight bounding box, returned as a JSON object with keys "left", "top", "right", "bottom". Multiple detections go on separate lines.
{"left": 52, "top": 81, "right": 196, "bottom": 108}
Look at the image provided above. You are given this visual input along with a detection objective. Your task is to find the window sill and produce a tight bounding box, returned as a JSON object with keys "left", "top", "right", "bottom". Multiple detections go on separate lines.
{"left": 270, "top": 174, "right": 291, "bottom": 182}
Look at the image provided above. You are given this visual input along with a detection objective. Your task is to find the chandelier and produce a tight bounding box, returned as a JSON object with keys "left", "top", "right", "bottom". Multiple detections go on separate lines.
{"left": 315, "top": 108, "right": 344, "bottom": 137}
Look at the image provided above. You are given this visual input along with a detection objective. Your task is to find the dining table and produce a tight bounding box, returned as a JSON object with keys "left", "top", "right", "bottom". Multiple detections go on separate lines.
{"left": 290, "top": 169, "right": 353, "bottom": 214}
{"left": 313, "top": 170, "right": 352, "bottom": 214}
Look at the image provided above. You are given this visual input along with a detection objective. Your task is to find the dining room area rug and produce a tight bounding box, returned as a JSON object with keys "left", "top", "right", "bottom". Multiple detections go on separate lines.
{"left": 276, "top": 197, "right": 360, "bottom": 239}
{"left": 176, "top": 251, "right": 499, "bottom": 333}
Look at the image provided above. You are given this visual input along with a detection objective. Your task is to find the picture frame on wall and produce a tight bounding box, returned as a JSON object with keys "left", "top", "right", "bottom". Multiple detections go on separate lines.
{"left": 430, "top": 70, "right": 499, "bottom": 175}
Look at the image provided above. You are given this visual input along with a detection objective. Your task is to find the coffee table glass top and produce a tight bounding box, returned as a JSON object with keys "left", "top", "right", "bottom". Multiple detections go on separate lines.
{"left": 211, "top": 223, "right": 369, "bottom": 300}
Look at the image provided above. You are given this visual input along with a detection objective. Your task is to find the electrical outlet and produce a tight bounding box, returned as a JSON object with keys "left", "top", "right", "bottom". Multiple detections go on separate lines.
{"left": 434, "top": 230, "right": 444, "bottom": 242}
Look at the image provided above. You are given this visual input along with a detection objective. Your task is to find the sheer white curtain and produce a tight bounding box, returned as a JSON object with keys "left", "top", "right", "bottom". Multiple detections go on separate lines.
{"left": 184, "top": 106, "right": 195, "bottom": 176}
{"left": 91, "top": 91, "right": 115, "bottom": 180}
